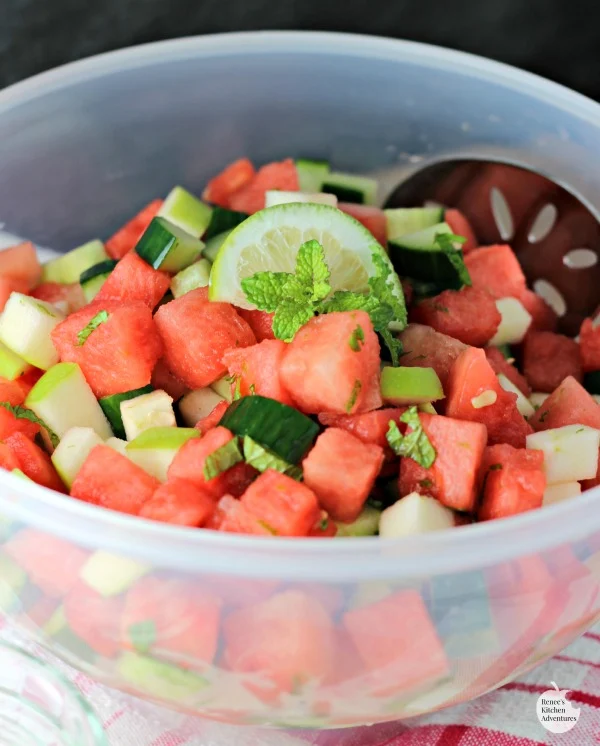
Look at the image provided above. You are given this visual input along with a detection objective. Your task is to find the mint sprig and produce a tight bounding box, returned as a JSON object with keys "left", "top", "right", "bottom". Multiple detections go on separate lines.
{"left": 434, "top": 233, "right": 471, "bottom": 289}
{"left": 386, "top": 406, "right": 436, "bottom": 468}
{"left": 0, "top": 402, "right": 59, "bottom": 448}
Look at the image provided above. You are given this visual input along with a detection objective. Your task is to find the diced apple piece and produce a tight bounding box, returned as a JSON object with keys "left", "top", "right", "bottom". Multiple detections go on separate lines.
{"left": 379, "top": 492, "right": 456, "bottom": 538}
{"left": 125, "top": 426, "right": 200, "bottom": 481}
{"left": 79, "top": 550, "right": 148, "bottom": 596}
{"left": 530, "top": 392, "right": 549, "bottom": 410}
{"left": 178, "top": 387, "right": 225, "bottom": 427}
{"left": 120, "top": 390, "right": 176, "bottom": 441}
{"left": 210, "top": 375, "right": 234, "bottom": 403}
{"left": 497, "top": 373, "right": 535, "bottom": 418}
{"left": 527, "top": 425, "right": 600, "bottom": 484}
{"left": 543, "top": 481, "right": 582, "bottom": 506}
{"left": 0, "top": 293, "right": 64, "bottom": 369}
{"left": 0, "top": 341, "right": 29, "bottom": 381}
{"left": 51, "top": 427, "right": 103, "bottom": 488}
{"left": 105, "top": 437, "right": 128, "bottom": 456}
{"left": 489, "top": 297, "right": 532, "bottom": 346}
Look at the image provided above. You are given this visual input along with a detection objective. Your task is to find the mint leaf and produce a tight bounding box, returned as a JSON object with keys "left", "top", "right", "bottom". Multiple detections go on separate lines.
{"left": 349, "top": 324, "right": 365, "bottom": 352}
{"left": 294, "top": 240, "right": 331, "bottom": 302}
{"left": 386, "top": 420, "right": 404, "bottom": 453}
{"left": 0, "top": 402, "right": 59, "bottom": 448}
{"left": 434, "top": 232, "right": 471, "bottom": 288}
{"left": 368, "top": 252, "right": 407, "bottom": 328}
{"left": 203, "top": 437, "right": 243, "bottom": 480}
{"left": 128, "top": 620, "right": 156, "bottom": 653}
{"left": 272, "top": 301, "right": 314, "bottom": 342}
{"left": 242, "top": 435, "right": 302, "bottom": 480}
{"left": 320, "top": 290, "right": 378, "bottom": 315}
{"left": 395, "top": 406, "right": 436, "bottom": 468}
{"left": 241, "top": 271, "right": 291, "bottom": 312}
{"left": 380, "top": 328, "right": 403, "bottom": 367}
{"left": 345, "top": 379, "right": 362, "bottom": 413}
{"left": 77, "top": 310, "right": 109, "bottom": 346}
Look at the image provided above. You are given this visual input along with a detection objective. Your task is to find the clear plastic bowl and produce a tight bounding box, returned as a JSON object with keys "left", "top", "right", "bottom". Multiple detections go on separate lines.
{"left": 0, "top": 31, "right": 599, "bottom": 730}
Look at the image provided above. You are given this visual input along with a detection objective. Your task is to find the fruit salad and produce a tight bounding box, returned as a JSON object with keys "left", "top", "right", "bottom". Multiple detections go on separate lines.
{"left": 0, "top": 156, "right": 598, "bottom": 538}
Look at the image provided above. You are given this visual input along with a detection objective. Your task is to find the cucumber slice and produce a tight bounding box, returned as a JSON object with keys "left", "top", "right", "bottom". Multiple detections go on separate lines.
{"left": 488, "top": 298, "right": 532, "bottom": 346}
{"left": 265, "top": 191, "right": 338, "bottom": 208}
{"left": 0, "top": 293, "right": 64, "bottom": 370}
{"left": 495, "top": 343, "right": 513, "bottom": 360}
{"left": 497, "top": 373, "right": 535, "bottom": 417}
{"left": 170, "top": 259, "right": 211, "bottom": 298}
{"left": 98, "top": 385, "right": 154, "bottom": 439}
{"left": 385, "top": 207, "right": 444, "bottom": 242}
{"left": 158, "top": 186, "right": 213, "bottom": 238}
{"left": 116, "top": 652, "right": 209, "bottom": 703}
{"left": 404, "top": 276, "right": 443, "bottom": 299}
{"left": 51, "top": 427, "right": 104, "bottom": 488}
{"left": 335, "top": 505, "right": 381, "bottom": 537}
{"left": 295, "top": 159, "right": 330, "bottom": 193}
{"left": 380, "top": 366, "right": 444, "bottom": 405}
{"left": 79, "top": 259, "right": 118, "bottom": 303}
{"left": 210, "top": 375, "right": 234, "bottom": 403}
{"left": 135, "top": 217, "right": 204, "bottom": 273}
{"left": 388, "top": 222, "right": 464, "bottom": 287}
{"left": 321, "top": 171, "right": 378, "bottom": 205}
{"left": 242, "top": 435, "right": 302, "bottom": 480}
{"left": 126, "top": 426, "right": 200, "bottom": 481}
{"left": 120, "top": 390, "right": 176, "bottom": 441}
{"left": 219, "top": 396, "right": 319, "bottom": 463}
{"left": 527, "top": 425, "right": 600, "bottom": 484}
{"left": 26, "top": 362, "right": 112, "bottom": 439}
{"left": 178, "top": 388, "right": 224, "bottom": 427}
{"left": 42, "top": 239, "right": 108, "bottom": 284}
{"left": 105, "top": 437, "right": 128, "bottom": 456}
{"left": 204, "top": 206, "right": 249, "bottom": 241}
{"left": 584, "top": 370, "right": 600, "bottom": 395}
{"left": 202, "top": 230, "right": 232, "bottom": 263}
{"left": 79, "top": 550, "right": 148, "bottom": 596}
{"left": 379, "top": 492, "right": 456, "bottom": 537}
{"left": 0, "top": 341, "right": 29, "bottom": 380}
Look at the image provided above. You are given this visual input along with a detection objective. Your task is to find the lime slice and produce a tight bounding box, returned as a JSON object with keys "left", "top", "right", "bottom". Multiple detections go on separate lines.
{"left": 209, "top": 203, "right": 403, "bottom": 312}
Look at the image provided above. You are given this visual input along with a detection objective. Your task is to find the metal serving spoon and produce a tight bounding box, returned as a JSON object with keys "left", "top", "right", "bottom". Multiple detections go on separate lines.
{"left": 384, "top": 159, "right": 600, "bottom": 336}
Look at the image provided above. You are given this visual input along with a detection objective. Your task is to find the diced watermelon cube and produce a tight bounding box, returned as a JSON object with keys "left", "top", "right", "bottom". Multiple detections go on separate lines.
{"left": 518, "top": 289, "right": 558, "bottom": 332}
{"left": 280, "top": 311, "right": 381, "bottom": 415}
{"left": 523, "top": 331, "right": 582, "bottom": 392}
{"left": 0, "top": 277, "right": 29, "bottom": 312}
{"left": 151, "top": 358, "right": 189, "bottom": 401}
{"left": 52, "top": 300, "right": 163, "bottom": 398}
{"left": 444, "top": 208, "right": 478, "bottom": 254}
{"left": 64, "top": 581, "right": 124, "bottom": 657}
{"left": 398, "top": 324, "right": 467, "bottom": 390}
{"left": 105, "top": 200, "right": 163, "bottom": 260}
{"left": 95, "top": 251, "right": 170, "bottom": 310}
{"left": 0, "top": 442, "right": 20, "bottom": 471}
{"left": 195, "top": 400, "right": 229, "bottom": 435}
{"left": 223, "top": 339, "right": 293, "bottom": 406}
{"left": 139, "top": 479, "right": 215, "bottom": 527}
{"left": 398, "top": 412, "right": 487, "bottom": 512}
{"left": 479, "top": 444, "right": 546, "bottom": 521}
{"left": 485, "top": 347, "right": 531, "bottom": 396}
{"left": 155, "top": 289, "right": 256, "bottom": 389}
{"left": 210, "top": 494, "right": 272, "bottom": 535}
{"left": 5, "top": 432, "right": 66, "bottom": 492}
{"left": 31, "top": 282, "right": 86, "bottom": 313}
{"left": 411, "top": 286, "right": 501, "bottom": 347}
{"left": 3, "top": 529, "right": 88, "bottom": 598}
{"left": 464, "top": 244, "right": 527, "bottom": 299}
{"left": 308, "top": 512, "right": 338, "bottom": 537}
{"left": 202, "top": 158, "right": 256, "bottom": 208}
{"left": 446, "top": 347, "right": 532, "bottom": 448}
{"left": 302, "top": 428, "right": 384, "bottom": 522}
{"left": 223, "top": 590, "right": 334, "bottom": 694}
{"left": 338, "top": 203, "right": 387, "bottom": 246}
{"left": 580, "top": 317, "right": 600, "bottom": 372}
{"left": 228, "top": 159, "right": 299, "bottom": 214}
{"left": 0, "top": 407, "right": 39, "bottom": 441}
{"left": 529, "top": 376, "right": 600, "bottom": 431}
{"left": 236, "top": 309, "right": 276, "bottom": 341}
{"left": 71, "top": 444, "right": 160, "bottom": 515}
{"left": 342, "top": 590, "right": 449, "bottom": 696}
{"left": 0, "top": 242, "right": 42, "bottom": 287}
{"left": 0, "top": 376, "right": 31, "bottom": 406}
{"left": 121, "top": 577, "right": 221, "bottom": 665}
{"left": 318, "top": 408, "right": 406, "bottom": 459}
{"left": 241, "top": 469, "right": 321, "bottom": 536}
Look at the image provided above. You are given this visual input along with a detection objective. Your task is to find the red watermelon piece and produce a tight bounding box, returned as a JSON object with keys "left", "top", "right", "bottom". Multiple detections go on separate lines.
{"left": 52, "top": 300, "right": 162, "bottom": 398}
{"left": 241, "top": 469, "right": 321, "bottom": 536}
{"left": 202, "top": 158, "right": 256, "bottom": 208}
{"left": 64, "top": 581, "right": 124, "bottom": 658}
{"left": 106, "top": 200, "right": 163, "bottom": 260}
{"left": 71, "top": 444, "right": 159, "bottom": 515}
{"left": 121, "top": 577, "right": 221, "bottom": 666}
{"left": 529, "top": 376, "right": 600, "bottom": 431}
{"left": 223, "top": 339, "right": 293, "bottom": 406}
{"left": 308, "top": 512, "right": 338, "bottom": 538}
{"left": 0, "top": 443, "right": 19, "bottom": 471}
{"left": 479, "top": 444, "right": 546, "bottom": 521}
{"left": 0, "top": 407, "right": 39, "bottom": 441}
{"left": 280, "top": 311, "right": 381, "bottom": 415}
{"left": 4, "top": 529, "right": 88, "bottom": 598}
{"left": 303, "top": 428, "right": 384, "bottom": 522}
{"left": 338, "top": 203, "right": 387, "bottom": 246}
{"left": 228, "top": 159, "right": 299, "bottom": 214}
{"left": 155, "top": 289, "right": 256, "bottom": 389}
{"left": 0, "top": 277, "right": 29, "bottom": 312}
{"left": 236, "top": 309, "right": 276, "bottom": 341}
{"left": 518, "top": 289, "right": 558, "bottom": 332}
{"left": 139, "top": 479, "right": 215, "bottom": 527}
{"left": 580, "top": 317, "right": 600, "bottom": 372}
{"left": 5, "top": 432, "right": 65, "bottom": 492}
{"left": 411, "top": 286, "right": 501, "bottom": 347}
{"left": 195, "top": 400, "right": 229, "bottom": 435}
{"left": 446, "top": 347, "right": 532, "bottom": 448}
{"left": 318, "top": 408, "right": 406, "bottom": 458}
{"left": 31, "top": 282, "right": 85, "bottom": 313}
{"left": 464, "top": 244, "right": 526, "bottom": 299}
{"left": 485, "top": 346, "right": 531, "bottom": 396}
{"left": 210, "top": 494, "right": 272, "bottom": 535}
{"left": 398, "top": 324, "right": 467, "bottom": 390}
{"left": 0, "top": 376, "right": 31, "bottom": 406}
{"left": 581, "top": 462, "right": 600, "bottom": 491}
{"left": 151, "top": 358, "right": 189, "bottom": 401}
{"left": 523, "top": 331, "right": 582, "bottom": 393}
{"left": 445, "top": 208, "right": 478, "bottom": 254}
{"left": 398, "top": 412, "right": 487, "bottom": 512}
{"left": 223, "top": 590, "right": 334, "bottom": 694}
{"left": 0, "top": 242, "right": 41, "bottom": 287}
{"left": 95, "top": 251, "right": 170, "bottom": 310}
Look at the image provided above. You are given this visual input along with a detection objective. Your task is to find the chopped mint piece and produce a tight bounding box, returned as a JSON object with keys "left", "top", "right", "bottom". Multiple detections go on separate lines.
{"left": 203, "top": 437, "right": 243, "bottom": 480}
{"left": 77, "top": 310, "right": 109, "bottom": 346}
{"left": 0, "top": 402, "right": 59, "bottom": 447}
{"left": 242, "top": 435, "right": 302, "bottom": 480}
{"left": 434, "top": 232, "right": 471, "bottom": 288}
{"left": 128, "top": 620, "right": 156, "bottom": 653}
{"left": 348, "top": 324, "right": 365, "bottom": 352}
{"left": 345, "top": 380, "right": 362, "bottom": 413}
{"left": 386, "top": 406, "right": 436, "bottom": 468}
{"left": 240, "top": 271, "right": 289, "bottom": 312}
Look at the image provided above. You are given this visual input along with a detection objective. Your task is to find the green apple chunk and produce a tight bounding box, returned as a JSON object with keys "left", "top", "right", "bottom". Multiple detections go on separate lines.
{"left": 178, "top": 388, "right": 225, "bottom": 427}
{"left": 26, "top": 362, "right": 112, "bottom": 439}
{"left": 497, "top": 373, "right": 535, "bottom": 417}
{"left": 41, "top": 239, "right": 108, "bottom": 284}
{"left": 105, "top": 437, "right": 128, "bottom": 456}
{"left": 120, "top": 390, "right": 177, "bottom": 441}
{"left": 380, "top": 366, "right": 444, "bottom": 405}
{"left": 527, "top": 424, "right": 600, "bottom": 484}
{"left": 0, "top": 293, "right": 64, "bottom": 370}
{"left": 117, "top": 652, "right": 209, "bottom": 703}
{"left": 79, "top": 550, "right": 148, "bottom": 596}
{"left": 51, "top": 427, "right": 104, "bottom": 488}
{"left": 126, "top": 426, "right": 200, "bottom": 481}
{"left": 158, "top": 186, "right": 213, "bottom": 238}
{"left": 210, "top": 375, "right": 234, "bottom": 403}
{"left": 0, "top": 341, "right": 29, "bottom": 380}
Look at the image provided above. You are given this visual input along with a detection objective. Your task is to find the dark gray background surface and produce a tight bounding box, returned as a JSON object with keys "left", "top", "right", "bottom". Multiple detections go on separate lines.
{"left": 3, "top": 0, "right": 600, "bottom": 99}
